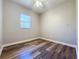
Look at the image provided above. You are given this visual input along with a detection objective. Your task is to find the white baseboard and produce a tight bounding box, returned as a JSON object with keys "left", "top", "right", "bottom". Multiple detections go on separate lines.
{"left": 75, "top": 47, "right": 78, "bottom": 59}
{"left": 2, "top": 37, "right": 39, "bottom": 48}
{"left": 0, "top": 37, "right": 39, "bottom": 56}
{"left": 0, "top": 46, "right": 3, "bottom": 56}
{"left": 2, "top": 37, "right": 77, "bottom": 48}
{"left": 41, "top": 37, "right": 78, "bottom": 58}
{"left": 40, "top": 37, "right": 77, "bottom": 48}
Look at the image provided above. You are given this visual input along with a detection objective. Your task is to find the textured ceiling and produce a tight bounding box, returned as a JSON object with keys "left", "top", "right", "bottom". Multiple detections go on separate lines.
{"left": 10, "top": 0, "right": 73, "bottom": 14}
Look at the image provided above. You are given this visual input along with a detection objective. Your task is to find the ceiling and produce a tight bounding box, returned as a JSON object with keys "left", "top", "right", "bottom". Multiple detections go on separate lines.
{"left": 10, "top": 0, "right": 73, "bottom": 14}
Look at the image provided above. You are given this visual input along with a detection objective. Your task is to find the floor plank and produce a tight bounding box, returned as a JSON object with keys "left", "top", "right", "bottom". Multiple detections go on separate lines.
{"left": 0, "top": 39, "right": 76, "bottom": 59}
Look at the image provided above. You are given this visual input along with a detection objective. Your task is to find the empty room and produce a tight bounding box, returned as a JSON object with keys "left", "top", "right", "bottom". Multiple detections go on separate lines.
{"left": 0, "top": 0, "right": 77, "bottom": 59}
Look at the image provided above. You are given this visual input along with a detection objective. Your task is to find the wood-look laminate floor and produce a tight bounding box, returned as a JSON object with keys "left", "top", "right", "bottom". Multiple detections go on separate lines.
{"left": 0, "top": 39, "right": 76, "bottom": 59}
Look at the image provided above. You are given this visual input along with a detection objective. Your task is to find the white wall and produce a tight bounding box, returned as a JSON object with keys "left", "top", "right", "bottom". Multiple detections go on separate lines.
{"left": 3, "top": 0, "right": 39, "bottom": 45}
{"left": 40, "top": 0, "right": 77, "bottom": 45}
{"left": 0, "top": 0, "right": 2, "bottom": 47}
{"left": 3, "top": 0, "right": 76, "bottom": 46}
{"left": 0, "top": 0, "right": 2, "bottom": 55}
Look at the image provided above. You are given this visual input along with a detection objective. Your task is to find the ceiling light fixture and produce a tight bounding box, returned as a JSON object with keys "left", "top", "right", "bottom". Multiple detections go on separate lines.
{"left": 33, "top": 0, "right": 44, "bottom": 8}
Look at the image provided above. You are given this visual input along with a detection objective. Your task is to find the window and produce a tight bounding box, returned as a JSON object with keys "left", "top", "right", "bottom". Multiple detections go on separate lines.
{"left": 20, "top": 13, "right": 32, "bottom": 29}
